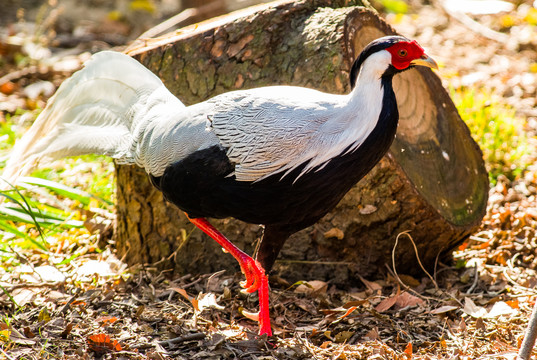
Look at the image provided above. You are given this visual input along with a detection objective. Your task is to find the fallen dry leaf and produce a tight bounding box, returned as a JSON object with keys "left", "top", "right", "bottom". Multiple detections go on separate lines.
{"left": 463, "top": 297, "right": 488, "bottom": 318}
{"left": 375, "top": 296, "right": 398, "bottom": 312}
{"left": 60, "top": 323, "right": 73, "bottom": 339}
{"left": 364, "top": 327, "right": 379, "bottom": 341}
{"left": 375, "top": 287, "right": 403, "bottom": 312}
{"left": 337, "top": 306, "right": 358, "bottom": 320}
{"left": 505, "top": 299, "right": 519, "bottom": 309}
{"left": 394, "top": 292, "right": 425, "bottom": 309}
{"left": 334, "top": 330, "right": 354, "bottom": 343}
{"left": 0, "top": 81, "right": 16, "bottom": 95}
{"left": 171, "top": 287, "right": 199, "bottom": 311}
{"left": 486, "top": 301, "right": 518, "bottom": 318}
{"left": 6, "top": 328, "right": 36, "bottom": 345}
{"left": 404, "top": 342, "right": 413, "bottom": 358}
{"left": 197, "top": 292, "right": 225, "bottom": 312}
{"left": 96, "top": 316, "right": 118, "bottom": 326}
{"left": 397, "top": 274, "right": 421, "bottom": 288}
{"left": 324, "top": 227, "right": 344, "bottom": 239}
{"left": 463, "top": 298, "right": 518, "bottom": 319}
{"left": 87, "top": 333, "right": 122, "bottom": 355}
{"left": 430, "top": 305, "right": 459, "bottom": 314}
{"left": 359, "top": 204, "right": 377, "bottom": 214}
{"left": 294, "top": 280, "right": 328, "bottom": 296}
{"left": 359, "top": 276, "right": 383, "bottom": 293}
{"left": 0, "top": 330, "right": 10, "bottom": 342}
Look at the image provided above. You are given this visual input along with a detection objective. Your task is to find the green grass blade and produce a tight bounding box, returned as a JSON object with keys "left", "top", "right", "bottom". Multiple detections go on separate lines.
{"left": 0, "top": 206, "right": 84, "bottom": 228}
{"left": 4, "top": 204, "right": 73, "bottom": 223}
{"left": 0, "top": 186, "right": 48, "bottom": 242}
{"left": 18, "top": 177, "right": 94, "bottom": 205}
{"left": 0, "top": 220, "right": 48, "bottom": 251}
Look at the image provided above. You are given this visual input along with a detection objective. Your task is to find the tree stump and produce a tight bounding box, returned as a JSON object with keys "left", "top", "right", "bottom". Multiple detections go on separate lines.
{"left": 115, "top": 0, "right": 489, "bottom": 285}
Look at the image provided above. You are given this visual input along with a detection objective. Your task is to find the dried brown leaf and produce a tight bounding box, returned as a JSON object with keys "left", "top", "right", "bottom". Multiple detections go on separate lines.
{"left": 463, "top": 297, "right": 488, "bottom": 318}
{"left": 337, "top": 306, "right": 358, "bottom": 320}
{"left": 197, "top": 292, "right": 224, "bottom": 312}
{"left": 324, "top": 227, "right": 345, "bottom": 239}
{"left": 60, "top": 323, "right": 73, "bottom": 339}
{"left": 171, "top": 287, "right": 199, "bottom": 311}
{"left": 359, "top": 276, "right": 383, "bottom": 293}
{"left": 342, "top": 300, "right": 369, "bottom": 308}
{"left": 334, "top": 330, "right": 354, "bottom": 343}
{"left": 364, "top": 327, "right": 379, "bottom": 341}
{"left": 375, "top": 296, "right": 398, "bottom": 312}
{"left": 96, "top": 316, "right": 118, "bottom": 326}
{"left": 394, "top": 292, "right": 425, "bottom": 309}
{"left": 430, "top": 305, "right": 459, "bottom": 314}
{"left": 404, "top": 342, "right": 413, "bottom": 358}
{"left": 294, "top": 280, "right": 328, "bottom": 296}
{"left": 87, "top": 333, "right": 122, "bottom": 355}
{"left": 397, "top": 274, "right": 421, "bottom": 288}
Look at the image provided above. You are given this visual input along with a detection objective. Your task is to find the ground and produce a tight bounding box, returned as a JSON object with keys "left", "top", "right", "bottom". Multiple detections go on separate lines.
{"left": 1, "top": 0, "right": 537, "bottom": 359}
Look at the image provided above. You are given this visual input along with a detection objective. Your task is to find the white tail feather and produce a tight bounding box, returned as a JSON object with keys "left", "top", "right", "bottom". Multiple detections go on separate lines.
{"left": 2, "top": 51, "right": 167, "bottom": 185}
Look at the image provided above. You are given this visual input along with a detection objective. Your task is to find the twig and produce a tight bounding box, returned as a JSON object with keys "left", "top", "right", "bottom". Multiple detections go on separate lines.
{"left": 469, "top": 235, "right": 490, "bottom": 243}
{"left": 182, "top": 275, "right": 208, "bottom": 289}
{"left": 392, "top": 231, "right": 439, "bottom": 291}
{"left": 157, "top": 332, "right": 205, "bottom": 346}
{"left": 1, "top": 281, "right": 66, "bottom": 290}
{"left": 435, "top": 0, "right": 509, "bottom": 44}
{"left": 58, "top": 287, "right": 82, "bottom": 315}
{"left": 0, "top": 65, "right": 40, "bottom": 85}
{"left": 205, "top": 269, "right": 227, "bottom": 292}
{"left": 275, "top": 259, "right": 352, "bottom": 266}
{"left": 150, "top": 227, "right": 196, "bottom": 268}
{"left": 128, "top": 0, "right": 225, "bottom": 49}
{"left": 517, "top": 300, "right": 537, "bottom": 360}
{"left": 137, "top": 8, "right": 198, "bottom": 39}
{"left": 390, "top": 231, "right": 463, "bottom": 306}
{"left": 294, "top": 332, "right": 323, "bottom": 360}
{"left": 502, "top": 267, "right": 537, "bottom": 295}
{"left": 464, "top": 265, "right": 480, "bottom": 294}
{"left": 0, "top": 347, "right": 16, "bottom": 360}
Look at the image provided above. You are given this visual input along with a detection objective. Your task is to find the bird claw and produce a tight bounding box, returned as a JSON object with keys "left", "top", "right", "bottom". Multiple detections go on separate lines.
{"left": 239, "top": 256, "right": 263, "bottom": 293}
{"left": 237, "top": 256, "right": 272, "bottom": 336}
{"left": 242, "top": 310, "right": 260, "bottom": 322}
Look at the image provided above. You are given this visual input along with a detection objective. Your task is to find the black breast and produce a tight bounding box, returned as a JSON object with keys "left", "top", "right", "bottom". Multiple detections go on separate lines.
{"left": 151, "top": 76, "right": 398, "bottom": 232}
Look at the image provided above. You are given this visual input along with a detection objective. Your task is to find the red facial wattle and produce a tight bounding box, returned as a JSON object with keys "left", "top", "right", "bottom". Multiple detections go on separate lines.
{"left": 386, "top": 40, "right": 425, "bottom": 70}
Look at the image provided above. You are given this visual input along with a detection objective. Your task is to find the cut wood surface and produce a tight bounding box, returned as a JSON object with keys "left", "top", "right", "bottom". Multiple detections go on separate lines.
{"left": 115, "top": 0, "right": 488, "bottom": 284}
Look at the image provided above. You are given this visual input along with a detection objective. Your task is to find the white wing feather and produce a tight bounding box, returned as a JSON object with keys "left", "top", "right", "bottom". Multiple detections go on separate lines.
{"left": 3, "top": 51, "right": 167, "bottom": 183}
{"left": 207, "top": 84, "right": 383, "bottom": 182}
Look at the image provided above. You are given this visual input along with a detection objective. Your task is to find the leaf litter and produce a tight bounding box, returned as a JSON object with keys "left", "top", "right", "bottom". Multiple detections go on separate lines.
{"left": 1, "top": 1, "right": 537, "bottom": 359}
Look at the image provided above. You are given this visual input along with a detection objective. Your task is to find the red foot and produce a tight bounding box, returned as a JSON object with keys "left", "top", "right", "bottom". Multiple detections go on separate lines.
{"left": 237, "top": 254, "right": 263, "bottom": 293}
{"left": 188, "top": 216, "right": 272, "bottom": 336}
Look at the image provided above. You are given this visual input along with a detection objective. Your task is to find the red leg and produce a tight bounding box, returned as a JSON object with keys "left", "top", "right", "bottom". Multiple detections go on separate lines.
{"left": 188, "top": 216, "right": 272, "bottom": 336}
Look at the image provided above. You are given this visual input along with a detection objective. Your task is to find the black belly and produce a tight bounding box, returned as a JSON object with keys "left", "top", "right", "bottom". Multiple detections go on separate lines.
{"left": 151, "top": 123, "right": 396, "bottom": 231}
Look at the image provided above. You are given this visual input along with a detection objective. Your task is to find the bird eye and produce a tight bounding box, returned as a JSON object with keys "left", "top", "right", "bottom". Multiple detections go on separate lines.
{"left": 398, "top": 49, "right": 408, "bottom": 57}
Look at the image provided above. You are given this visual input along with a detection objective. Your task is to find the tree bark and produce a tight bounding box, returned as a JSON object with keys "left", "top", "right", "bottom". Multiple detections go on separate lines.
{"left": 116, "top": 0, "right": 489, "bottom": 285}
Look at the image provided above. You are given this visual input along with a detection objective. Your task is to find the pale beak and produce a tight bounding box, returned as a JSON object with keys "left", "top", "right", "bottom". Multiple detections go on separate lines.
{"left": 410, "top": 54, "right": 438, "bottom": 70}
